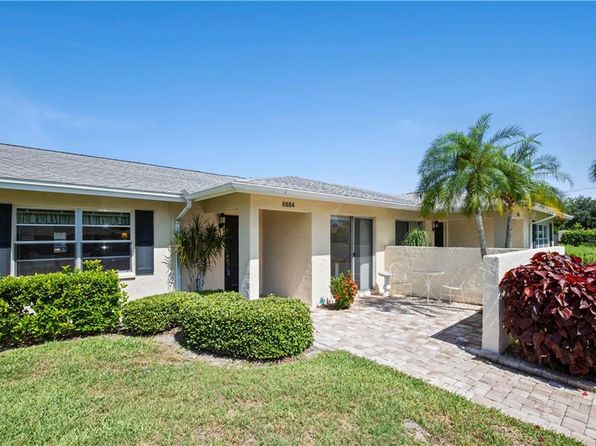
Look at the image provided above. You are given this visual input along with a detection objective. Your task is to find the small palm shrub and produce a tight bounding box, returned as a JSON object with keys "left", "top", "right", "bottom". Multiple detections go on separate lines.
{"left": 501, "top": 252, "right": 596, "bottom": 376}
{"left": 329, "top": 272, "right": 358, "bottom": 310}
{"left": 179, "top": 296, "right": 313, "bottom": 360}
{"left": 172, "top": 214, "right": 226, "bottom": 292}
{"left": 122, "top": 291, "right": 242, "bottom": 335}
{"left": 403, "top": 227, "right": 431, "bottom": 246}
{"left": 0, "top": 261, "right": 126, "bottom": 348}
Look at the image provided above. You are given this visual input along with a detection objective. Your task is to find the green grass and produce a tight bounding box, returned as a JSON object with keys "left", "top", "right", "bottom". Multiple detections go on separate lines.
{"left": 565, "top": 245, "right": 596, "bottom": 264}
{"left": 0, "top": 336, "right": 579, "bottom": 446}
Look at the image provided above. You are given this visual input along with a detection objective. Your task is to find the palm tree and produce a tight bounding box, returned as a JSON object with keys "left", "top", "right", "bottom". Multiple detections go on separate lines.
{"left": 417, "top": 113, "right": 524, "bottom": 257}
{"left": 591, "top": 161, "right": 596, "bottom": 182}
{"left": 172, "top": 214, "right": 226, "bottom": 291}
{"left": 501, "top": 134, "right": 572, "bottom": 248}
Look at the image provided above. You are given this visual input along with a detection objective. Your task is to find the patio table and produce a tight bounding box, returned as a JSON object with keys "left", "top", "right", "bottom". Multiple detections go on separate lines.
{"left": 411, "top": 270, "right": 444, "bottom": 303}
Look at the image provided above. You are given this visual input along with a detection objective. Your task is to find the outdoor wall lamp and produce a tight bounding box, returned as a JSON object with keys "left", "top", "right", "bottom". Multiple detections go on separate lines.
{"left": 432, "top": 220, "right": 440, "bottom": 231}
{"left": 218, "top": 213, "right": 226, "bottom": 229}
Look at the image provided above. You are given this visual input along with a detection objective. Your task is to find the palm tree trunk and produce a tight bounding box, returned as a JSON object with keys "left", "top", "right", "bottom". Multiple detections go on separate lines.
{"left": 474, "top": 209, "right": 488, "bottom": 257}
{"left": 505, "top": 209, "right": 514, "bottom": 249}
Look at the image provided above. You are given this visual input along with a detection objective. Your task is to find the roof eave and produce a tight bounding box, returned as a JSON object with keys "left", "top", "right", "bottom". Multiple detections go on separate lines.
{"left": 0, "top": 178, "right": 186, "bottom": 203}
{"left": 189, "top": 181, "right": 421, "bottom": 211}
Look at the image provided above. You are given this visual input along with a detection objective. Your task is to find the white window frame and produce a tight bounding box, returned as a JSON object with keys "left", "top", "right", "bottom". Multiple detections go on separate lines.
{"left": 11, "top": 206, "right": 136, "bottom": 278}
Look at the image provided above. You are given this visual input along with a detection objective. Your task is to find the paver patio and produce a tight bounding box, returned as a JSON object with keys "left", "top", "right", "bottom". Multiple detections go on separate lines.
{"left": 313, "top": 296, "right": 596, "bottom": 445}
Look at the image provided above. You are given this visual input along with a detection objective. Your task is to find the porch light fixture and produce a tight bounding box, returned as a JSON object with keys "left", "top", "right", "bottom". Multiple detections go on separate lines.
{"left": 432, "top": 220, "right": 441, "bottom": 231}
{"left": 218, "top": 213, "right": 226, "bottom": 229}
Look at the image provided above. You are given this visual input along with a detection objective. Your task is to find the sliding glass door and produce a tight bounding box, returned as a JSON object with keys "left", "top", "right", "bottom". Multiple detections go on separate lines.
{"left": 330, "top": 216, "right": 373, "bottom": 291}
{"left": 354, "top": 218, "right": 373, "bottom": 290}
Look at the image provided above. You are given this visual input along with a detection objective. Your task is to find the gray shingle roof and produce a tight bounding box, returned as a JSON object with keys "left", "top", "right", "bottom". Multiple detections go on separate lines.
{"left": 0, "top": 143, "right": 418, "bottom": 207}
{"left": 241, "top": 176, "right": 419, "bottom": 207}
{"left": 0, "top": 143, "right": 243, "bottom": 195}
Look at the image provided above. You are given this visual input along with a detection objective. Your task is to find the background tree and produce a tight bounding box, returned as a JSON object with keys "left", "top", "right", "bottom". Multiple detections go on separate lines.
{"left": 417, "top": 113, "right": 523, "bottom": 257}
{"left": 501, "top": 134, "right": 571, "bottom": 248}
{"left": 559, "top": 196, "right": 596, "bottom": 230}
{"left": 172, "top": 214, "right": 226, "bottom": 291}
{"left": 591, "top": 161, "right": 596, "bottom": 182}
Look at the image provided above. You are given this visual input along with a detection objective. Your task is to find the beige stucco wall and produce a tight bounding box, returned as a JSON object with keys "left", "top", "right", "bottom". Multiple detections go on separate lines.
{"left": 0, "top": 189, "right": 183, "bottom": 300}
{"left": 196, "top": 192, "right": 425, "bottom": 306}
{"left": 482, "top": 246, "right": 564, "bottom": 353}
{"left": 385, "top": 246, "right": 516, "bottom": 304}
{"left": 260, "top": 210, "right": 312, "bottom": 305}
{"left": 446, "top": 217, "right": 496, "bottom": 248}
{"left": 1, "top": 188, "right": 539, "bottom": 307}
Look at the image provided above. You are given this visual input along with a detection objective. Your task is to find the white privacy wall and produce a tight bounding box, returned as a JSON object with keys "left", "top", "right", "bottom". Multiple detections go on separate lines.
{"left": 482, "top": 246, "right": 565, "bottom": 353}
{"left": 384, "top": 246, "right": 515, "bottom": 305}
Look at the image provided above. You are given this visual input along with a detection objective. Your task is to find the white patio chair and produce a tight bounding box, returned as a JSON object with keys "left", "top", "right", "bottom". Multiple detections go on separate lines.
{"left": 440, "top": 279, "right": 467, "bottom": 304}
{"left": 389, "top": 263, "right": 413, "bottom": 297}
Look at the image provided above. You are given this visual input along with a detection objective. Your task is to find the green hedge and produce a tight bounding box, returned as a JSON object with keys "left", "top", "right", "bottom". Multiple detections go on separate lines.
{"left": 179, "top": 296, "right": 313, "bottom": 360}
{"left": 122, "top": 290, "right": 242, "bottom": 335}
{"left": 560, "top": 229, "right": 596, "bottom": 246}
{"left": 0, "top": 263, "right": 126, "bottom": 348}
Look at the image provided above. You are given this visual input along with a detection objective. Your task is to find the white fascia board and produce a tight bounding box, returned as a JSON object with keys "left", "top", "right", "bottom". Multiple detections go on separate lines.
{"left": 0, "top": 178, "right": 186, "bottom": 202}
{"left": 531, "top": 203, "right": 573, "bottom": 220}
{"left": 189, "top": 181, "right": 421, "bottom": 211}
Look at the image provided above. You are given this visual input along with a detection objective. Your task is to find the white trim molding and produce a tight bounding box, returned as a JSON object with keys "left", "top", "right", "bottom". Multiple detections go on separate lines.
{"left": 0, "top": 178, "right": 186, "bottom": 203}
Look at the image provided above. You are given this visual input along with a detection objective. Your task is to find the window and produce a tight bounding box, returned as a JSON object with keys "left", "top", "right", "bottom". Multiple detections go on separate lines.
{"left": 395, "top": 220, "right": 422, "bottom": 245}
{"left": 15, "top": 209, "right": 76, "bottom": 276}
{"left": 14, "top": 208, "right": 132, "bottom": 276}
{"left": 83, "top": 211, "right": 131, "bottom": 272}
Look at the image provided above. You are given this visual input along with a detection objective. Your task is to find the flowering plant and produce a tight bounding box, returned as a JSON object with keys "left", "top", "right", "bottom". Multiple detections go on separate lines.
{"left": 329, "top": 272, "right": 358, "bottom": 310}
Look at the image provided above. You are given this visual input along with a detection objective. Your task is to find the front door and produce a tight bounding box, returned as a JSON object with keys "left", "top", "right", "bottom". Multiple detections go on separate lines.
{"left": 224, "top": 215, "right": 239, "bottom": 291}
{"left": 434, "top": 221, "right": 445, "bottom": 247}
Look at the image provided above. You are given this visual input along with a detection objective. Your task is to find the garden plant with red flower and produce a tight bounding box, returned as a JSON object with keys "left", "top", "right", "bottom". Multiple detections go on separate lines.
{"left": 501, "top": 252, "right": 596, "bottom": 376}
{"left": 329, "top": 272, "right": 358, "bottom": 310}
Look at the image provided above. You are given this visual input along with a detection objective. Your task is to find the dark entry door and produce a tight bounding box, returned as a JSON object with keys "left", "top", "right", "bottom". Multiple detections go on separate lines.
{"left": 224, "top": 216, "right": 239, "bottom": 291}
{"left": 434, "top": 222, "right": 445, "bottom": 247}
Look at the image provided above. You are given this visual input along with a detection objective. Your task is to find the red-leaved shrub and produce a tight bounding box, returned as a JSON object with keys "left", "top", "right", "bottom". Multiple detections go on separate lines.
{"left": 501, "top": 252, "right": 596, "bottom": 376}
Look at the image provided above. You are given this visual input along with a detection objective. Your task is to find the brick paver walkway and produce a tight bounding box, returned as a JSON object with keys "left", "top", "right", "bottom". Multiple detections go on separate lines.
{"left": 313, "top": 296, "right": 596, "bottom": 445}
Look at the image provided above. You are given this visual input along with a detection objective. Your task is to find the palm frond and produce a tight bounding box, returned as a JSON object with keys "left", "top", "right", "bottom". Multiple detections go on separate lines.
{"left": 489, "top": 124, "right": 525, "bottom": 145}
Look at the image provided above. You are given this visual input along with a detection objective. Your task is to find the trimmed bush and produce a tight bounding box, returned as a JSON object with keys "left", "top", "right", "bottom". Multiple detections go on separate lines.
{"left": 0, "top": 262, "right": 126, "bottom": 348}
{"left": 179, "top": 296, "right": 313, "bottom": 360}
{"left": 122, "top": 290, "right": 242, "bottom": 335}
{"left": 560, "top": 229, "right": 596, "bottom": 247}
{"left": 501, "top": 252, "right": 596, "bottom": 376}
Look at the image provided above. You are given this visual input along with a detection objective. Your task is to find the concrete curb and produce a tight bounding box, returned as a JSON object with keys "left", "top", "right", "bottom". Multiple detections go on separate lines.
{"left": 471, "top": 348, "right": 595, "bottom": 392}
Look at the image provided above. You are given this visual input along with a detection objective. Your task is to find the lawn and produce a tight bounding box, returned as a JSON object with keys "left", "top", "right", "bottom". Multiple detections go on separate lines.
{"left": 565, "top": 245, "right": 596, "bottom": 265}
{"left": 0, "top": 336, "right": 580, "bottom": 446}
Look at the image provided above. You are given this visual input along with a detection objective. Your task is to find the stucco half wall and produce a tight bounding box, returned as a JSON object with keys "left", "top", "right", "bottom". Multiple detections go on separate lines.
{"left": 384, "top": 246, "right": 516, "bottom": 304}
{"left": 482, "top": 246, "right": 565, "bottom": 354}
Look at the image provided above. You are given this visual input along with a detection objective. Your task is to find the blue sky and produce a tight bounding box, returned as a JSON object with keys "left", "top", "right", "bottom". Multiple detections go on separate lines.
{"left": 0, "top": 2, "right": 595, "bottom": 197}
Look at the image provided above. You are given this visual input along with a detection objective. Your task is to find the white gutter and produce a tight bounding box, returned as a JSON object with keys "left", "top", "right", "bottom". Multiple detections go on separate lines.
{"left": 187, "top": 181, "right": 421, "bottom": 211}
{"left": 174, "top": 193, "right": 193, "bottom": 291}
{"left": 0, "top": 178, "right": 185, "bottom": 203}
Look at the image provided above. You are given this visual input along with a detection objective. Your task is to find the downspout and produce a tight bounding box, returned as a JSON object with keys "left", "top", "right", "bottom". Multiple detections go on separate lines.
{"left": 174, "top": 192, "right": 193, "bottom": 291}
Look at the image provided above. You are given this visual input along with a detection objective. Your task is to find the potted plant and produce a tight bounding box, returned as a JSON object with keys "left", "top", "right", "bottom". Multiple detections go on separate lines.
{"left": 329, "top": 272, "right": 358, "bottom": 310}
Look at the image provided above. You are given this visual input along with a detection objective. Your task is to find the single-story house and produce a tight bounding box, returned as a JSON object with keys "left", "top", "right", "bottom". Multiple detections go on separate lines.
{"left": 0, "top": 143, "right": 562, "bottom": 306}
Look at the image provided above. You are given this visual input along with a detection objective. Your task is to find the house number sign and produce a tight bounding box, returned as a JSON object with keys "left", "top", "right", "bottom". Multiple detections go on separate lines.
{"left": 282, "top": 201, "right": 295, "bottom": 208}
